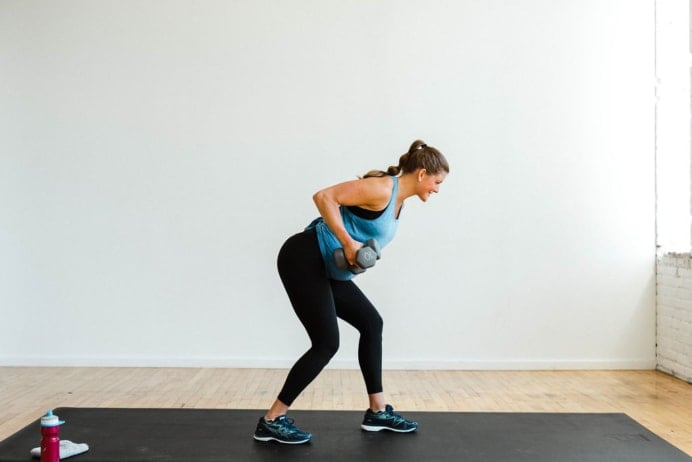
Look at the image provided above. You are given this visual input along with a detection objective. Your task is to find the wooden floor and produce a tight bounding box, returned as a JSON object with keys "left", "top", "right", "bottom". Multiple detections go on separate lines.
{"left": 0, "top": 368, "right": 690, "bottom": 455}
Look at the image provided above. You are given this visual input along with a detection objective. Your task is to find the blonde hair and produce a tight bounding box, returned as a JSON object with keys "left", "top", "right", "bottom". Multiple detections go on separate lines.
{"left": 362, "top": 140, "right": 449, "bottom": 179}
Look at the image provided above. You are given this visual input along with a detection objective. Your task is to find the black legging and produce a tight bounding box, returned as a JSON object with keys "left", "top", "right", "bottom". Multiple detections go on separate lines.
{"left": 276, "top": 228, "right": 383, "bottom": 406}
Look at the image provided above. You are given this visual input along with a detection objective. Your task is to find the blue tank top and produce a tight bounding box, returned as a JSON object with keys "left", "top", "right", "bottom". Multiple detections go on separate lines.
{"left": 306, "top": 176, "right": 400, "bottom": 281}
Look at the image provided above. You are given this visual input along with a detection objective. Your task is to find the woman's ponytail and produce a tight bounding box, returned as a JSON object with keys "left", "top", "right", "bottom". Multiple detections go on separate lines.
{"left": 361, "top": 139, "right": 448, "bottom": 179}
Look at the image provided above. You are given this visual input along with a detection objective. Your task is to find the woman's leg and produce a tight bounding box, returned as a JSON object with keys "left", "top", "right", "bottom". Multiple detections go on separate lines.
{"left": 330, "top": 280, "right": 419, "bottom": 433}
{"left": 270, "top": 230, "right": 340, "bottom": 417}
{"left": 330, "top": 279, "right": 385, "bottom": 410}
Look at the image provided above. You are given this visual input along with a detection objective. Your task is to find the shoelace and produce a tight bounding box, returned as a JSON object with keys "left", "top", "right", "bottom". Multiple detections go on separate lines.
{"left": 272, "top": 417, "right": 301, "bottom": 436}
{"left": 377, "top": 406, "right": 414, "bottom": 427}
{"left": 384, "top": 409, "right": 408, "bottom": 425}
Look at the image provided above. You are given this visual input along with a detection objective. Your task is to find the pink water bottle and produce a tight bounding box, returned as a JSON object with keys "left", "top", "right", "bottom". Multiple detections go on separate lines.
{"left": 40, "top": 410, "right": 64, "bottom": 462}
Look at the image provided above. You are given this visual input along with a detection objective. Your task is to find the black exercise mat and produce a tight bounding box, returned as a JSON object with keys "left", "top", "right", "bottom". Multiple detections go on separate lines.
{"left": 0, "top": 408, "right": 689, "bottom": 462}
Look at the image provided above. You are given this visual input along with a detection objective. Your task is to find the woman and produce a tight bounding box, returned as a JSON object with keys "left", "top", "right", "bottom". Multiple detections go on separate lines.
{"left": 253, "top": 140, "right": 449, "bottom": 444}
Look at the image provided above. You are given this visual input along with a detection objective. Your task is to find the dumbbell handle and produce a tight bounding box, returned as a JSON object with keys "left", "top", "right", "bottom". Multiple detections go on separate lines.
{"left": 334, "top": 239, "right": 381, "bottom": 274}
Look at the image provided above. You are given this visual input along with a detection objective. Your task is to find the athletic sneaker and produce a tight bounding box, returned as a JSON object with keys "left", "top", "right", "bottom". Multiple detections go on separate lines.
{"left": 253, "top": 415, "right": 313, "bottom": 444}
{"left": 361, "top": 404, "right": 418, "bottom": 432}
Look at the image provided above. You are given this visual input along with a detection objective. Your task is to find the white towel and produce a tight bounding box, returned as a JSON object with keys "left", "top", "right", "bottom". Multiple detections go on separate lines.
{"left": 30, "top": 440, "right": 89, "bottom": 459}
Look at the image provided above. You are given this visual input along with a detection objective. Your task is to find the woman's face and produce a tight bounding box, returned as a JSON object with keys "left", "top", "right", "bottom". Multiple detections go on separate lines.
{"left": 417, "top": 170, "right": 447, "bottom": 202}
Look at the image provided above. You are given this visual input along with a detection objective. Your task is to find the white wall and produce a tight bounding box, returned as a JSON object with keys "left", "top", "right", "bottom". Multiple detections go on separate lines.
{"left": 0, "top": 0, "right": 656, "bottom": 369}
{"left": 657, "top": 254, "right": 692, "bottom": 382}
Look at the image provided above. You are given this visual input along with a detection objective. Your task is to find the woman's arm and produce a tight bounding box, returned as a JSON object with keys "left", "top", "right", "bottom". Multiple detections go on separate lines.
{"left": 312, "top": 176, "right": 392, "bottom": 266}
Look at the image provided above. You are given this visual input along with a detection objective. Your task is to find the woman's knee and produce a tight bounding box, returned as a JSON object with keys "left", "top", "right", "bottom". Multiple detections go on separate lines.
{"left": 348, "top": 310, "right": 383, "bottom": 339}
{"left": 362, "top": 312, "right": 383, "bottom": 339}
{"left": 313, "top": 337, "right": 339, "bottom": 361}
{"left": 372, "top": 312, "right": 384, "bottom": 335}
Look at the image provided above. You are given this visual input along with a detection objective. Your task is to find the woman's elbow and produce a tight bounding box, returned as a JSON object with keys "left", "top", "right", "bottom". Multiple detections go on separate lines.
{"left": 313, "top": 190, "right": 327, "bottom": 206}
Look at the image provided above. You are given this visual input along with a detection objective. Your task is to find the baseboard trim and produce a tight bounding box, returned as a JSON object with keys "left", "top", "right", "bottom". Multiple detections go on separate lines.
{"left": 0, "top": 355, "right": 657, "bottom": 370}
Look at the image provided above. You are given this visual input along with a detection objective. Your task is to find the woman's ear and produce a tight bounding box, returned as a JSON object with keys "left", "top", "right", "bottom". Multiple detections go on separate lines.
{"left": 417, "top": 168, "right": 427, "bottom": 183}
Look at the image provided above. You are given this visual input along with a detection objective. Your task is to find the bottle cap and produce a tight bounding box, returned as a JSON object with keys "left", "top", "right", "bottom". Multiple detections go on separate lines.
{"left": 40, "top": 410, "right": 65, "bottom": 427}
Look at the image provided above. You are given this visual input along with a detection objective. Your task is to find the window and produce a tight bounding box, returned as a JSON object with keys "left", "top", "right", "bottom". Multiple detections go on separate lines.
{"left": 655, "top": 0, "right": 692, "bottom": 255}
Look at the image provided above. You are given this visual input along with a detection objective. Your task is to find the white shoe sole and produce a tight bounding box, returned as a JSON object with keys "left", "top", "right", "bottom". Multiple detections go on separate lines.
{"left": 360, "top": 424, "right": 418, "bottom": 433}
{"left": 253, "top": 434, "right": 312, "bottom": 444}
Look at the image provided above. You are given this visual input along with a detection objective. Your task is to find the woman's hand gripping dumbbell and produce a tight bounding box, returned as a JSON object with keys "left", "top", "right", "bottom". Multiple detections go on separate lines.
{"left": 333, "top": 239, "right": 381, "bottom": 274}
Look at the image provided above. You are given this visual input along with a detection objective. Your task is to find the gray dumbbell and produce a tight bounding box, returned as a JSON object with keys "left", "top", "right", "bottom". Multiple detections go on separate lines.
{"left": 334, "top": 239, "right": 381, "bottom": 274}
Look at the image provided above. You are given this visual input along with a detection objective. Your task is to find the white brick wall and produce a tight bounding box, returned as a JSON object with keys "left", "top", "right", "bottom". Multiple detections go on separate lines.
{"left": 656, "top": 253, "right": 692, "bottom": 382}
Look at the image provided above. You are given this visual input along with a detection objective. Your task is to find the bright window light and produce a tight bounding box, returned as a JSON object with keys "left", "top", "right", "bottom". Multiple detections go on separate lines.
{"left": 655, "top": 0, "right": 691, "bottom": 254}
